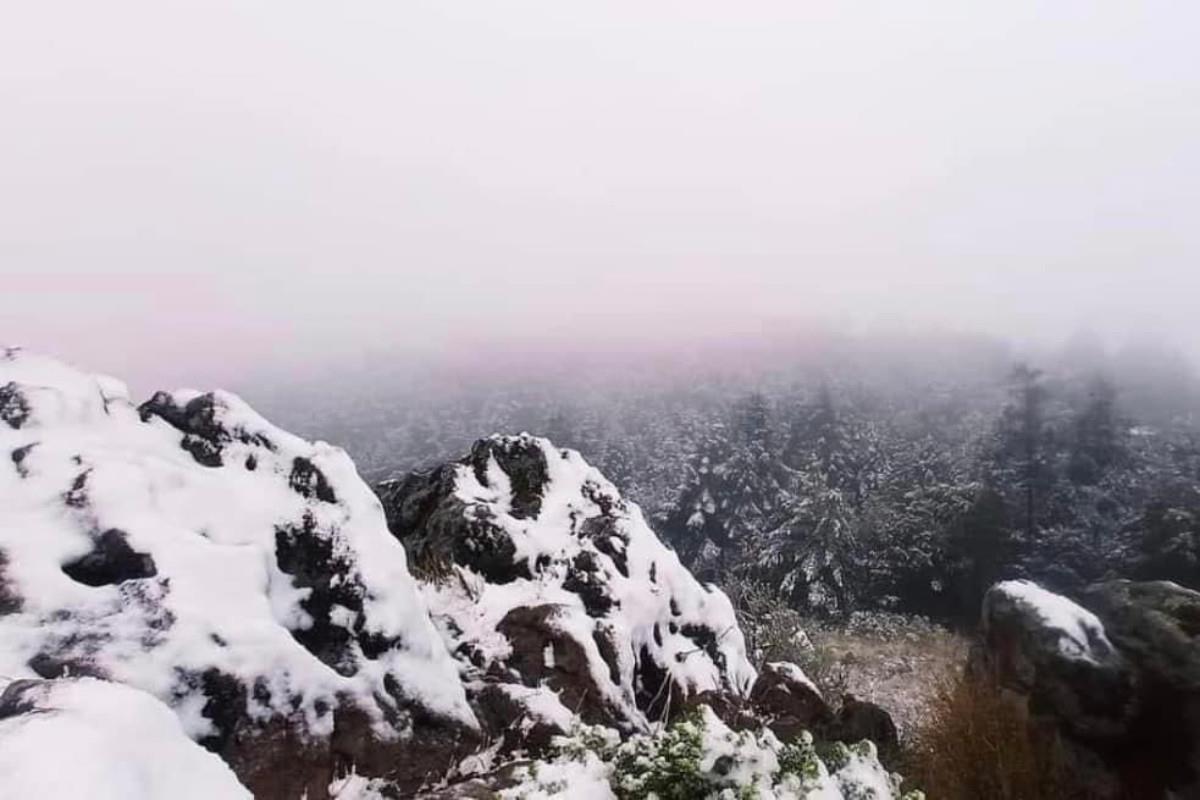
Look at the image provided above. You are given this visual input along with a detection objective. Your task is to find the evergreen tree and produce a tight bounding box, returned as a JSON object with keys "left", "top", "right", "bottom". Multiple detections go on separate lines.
{"left": 664, "top": 395, "right": 790, "bottom": 580}
{"left": 945, "top": 487, "right": 1017, "bottom": 620}
{"left": 760, "top": 468, "right": 856, "bottom": 614}
{"left": 783, "top": 386, "right": 841, "bottom": 478}
{"left": 993, "top": 364, "right": 1052, "bottom": 542}
{"left": 1067, "top": 375, "right": 1122, "bottom": 485}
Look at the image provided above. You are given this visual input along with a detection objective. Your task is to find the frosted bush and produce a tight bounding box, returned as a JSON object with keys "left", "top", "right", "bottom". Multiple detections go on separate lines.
{"left": 503, "top": 705, "right": 924, "bottom": 800}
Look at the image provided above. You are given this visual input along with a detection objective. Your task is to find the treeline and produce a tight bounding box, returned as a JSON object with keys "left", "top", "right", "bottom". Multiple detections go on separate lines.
{"left": 257, "top": 335, "right": 1200, "bottom": 622}
{"left": 660, "top": 368, "right": 1200, "bottom": 621}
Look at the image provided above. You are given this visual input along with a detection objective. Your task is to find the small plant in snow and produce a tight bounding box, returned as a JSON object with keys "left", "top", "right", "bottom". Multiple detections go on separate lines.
{"left": 504, "top": 705, "right": 924, "bottom": 800}
{"left": 610, "top": 708, "right": 711, "bottom": 799}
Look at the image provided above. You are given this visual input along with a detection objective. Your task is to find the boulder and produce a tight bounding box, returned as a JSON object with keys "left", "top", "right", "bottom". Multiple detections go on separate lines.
{"left": 379, "top": 434, "right": 757, "bottom": 742}
{"left": 494, "top": 603, "right": 627, "bottom": 729}
{"left": 975, "top": 578, "right": 1200, "bottom": 798}
{"left": 748, "top": 661, "right": 833, "bottom": 741}
{"left": 824, "top": 694, "right": 899, "bottom": 764}
{"left": 1079, "top": 580, "right": 1200, "bottom": 797}
{"left": 975, "top": 579, "right": 1136, "bottom": 741}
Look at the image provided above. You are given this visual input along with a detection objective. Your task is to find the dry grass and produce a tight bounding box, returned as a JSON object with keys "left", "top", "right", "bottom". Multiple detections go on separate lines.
{"left": 903, "top": 673, "right": 1074, "bottom": 800}
{"left": 805, "top": 616, "right": 968, "bottom": 739}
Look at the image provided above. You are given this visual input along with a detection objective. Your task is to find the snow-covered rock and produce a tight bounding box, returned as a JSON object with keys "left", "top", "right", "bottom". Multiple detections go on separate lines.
{"left": 976, "top": 579, "right": 1133, "bottom": 742}
{"left": 379, "top": 434, "right": 757, "bottom": 738}
{"left": 0, "top": 677, "right": 251, "bottom": 799}
{"left": 976, "top": 579, "right": 1200, "bottom": 798}
{"left": 748, "top": 661, "right": 832, "bottom": 741}
{"left": 0, "top": 350, "right": 478, "bottom": 798}
{"left": 987, "top": 579, "right": 1115, "bottom": 664}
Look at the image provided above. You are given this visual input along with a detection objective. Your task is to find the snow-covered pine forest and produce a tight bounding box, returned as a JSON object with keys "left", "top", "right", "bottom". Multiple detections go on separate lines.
{"left": 260, "top": 333, "right": 1200, "bottom": 625}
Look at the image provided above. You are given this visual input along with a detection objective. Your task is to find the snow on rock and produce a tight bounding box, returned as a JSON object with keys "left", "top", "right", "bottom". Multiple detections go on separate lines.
{"left": 765, "top": 661, "right": 822, "bottom": 699}
{"left": 975, "top": 578, "right": 1135, "bottom": 747}
{"left": 328, "top": 773, "right": 392, "bottom": 800}
{"left": 986, "top": 580, "right": 1114, "bottom": 663}
{"left": 0, "top": 350, "right": 477, "bottom": 798}
{"left": 0, "top": 677, "right": 251, "bottom": 799}
{"left": 379, "top": 434, "right": 757, "bottom": 737}
{"left": 747, "top": 661, "right": 834, "bottom": 743}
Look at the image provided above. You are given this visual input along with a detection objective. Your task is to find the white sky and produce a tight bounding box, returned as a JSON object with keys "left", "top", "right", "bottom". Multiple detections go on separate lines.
{"left": 2, "top": 1, "right": 1198, "bottom": 391}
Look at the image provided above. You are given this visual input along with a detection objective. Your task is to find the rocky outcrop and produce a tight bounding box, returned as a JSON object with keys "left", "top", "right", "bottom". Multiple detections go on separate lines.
{"left": 0, "top": 351, "right": 478, "bottom": 798}
{"left": 379, "top": 434, "right": 758, "bottom": 746}
{"left": 0, "top": 351, "right": 897, "bottom": 798}
{"left": 975, "top": 578, "right": 1200, "bottom": 798}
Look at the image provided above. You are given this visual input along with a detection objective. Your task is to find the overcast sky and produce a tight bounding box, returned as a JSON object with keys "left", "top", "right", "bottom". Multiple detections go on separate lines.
{"left": 2, "top": 1, "right": 1197, "bottom": 392}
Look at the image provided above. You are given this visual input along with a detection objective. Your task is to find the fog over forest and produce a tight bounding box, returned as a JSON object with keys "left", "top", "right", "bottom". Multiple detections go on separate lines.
{"left": 5, "top": 3, "right": 1200, "bottom": 798}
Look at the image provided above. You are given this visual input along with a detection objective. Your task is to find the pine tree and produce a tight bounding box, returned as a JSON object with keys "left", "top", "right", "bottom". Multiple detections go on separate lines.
{"left": 1067, "top": 375, "right": 1122, "bottom": 485}
{"left": 664, "top": 395, "right": 790, "bottom": 580}
{"left": 761, "top": 468, "right": 856, "bottom": 614}
{"left": 663, "top": 422, "right": 734, "bottom": 579}
{"left": 993, "top": 364, "right": 1052, "bottom": 543}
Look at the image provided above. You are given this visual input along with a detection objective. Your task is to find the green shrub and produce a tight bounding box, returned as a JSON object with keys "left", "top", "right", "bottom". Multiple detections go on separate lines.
{"left": 506, "top": 705, "right": 922, "bottom": 799}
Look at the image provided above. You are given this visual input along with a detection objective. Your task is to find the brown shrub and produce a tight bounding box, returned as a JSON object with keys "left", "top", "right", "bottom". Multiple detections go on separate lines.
{"left": 904, "top": 673, "right": 1077, "bottom": 800}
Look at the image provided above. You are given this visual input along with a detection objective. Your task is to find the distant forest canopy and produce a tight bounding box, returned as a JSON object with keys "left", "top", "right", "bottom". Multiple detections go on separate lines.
{"left": 255, "top": 330, "right": 1200, "bottom": 622}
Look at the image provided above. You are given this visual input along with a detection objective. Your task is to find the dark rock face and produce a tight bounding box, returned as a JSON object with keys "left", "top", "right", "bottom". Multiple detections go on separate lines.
{"left": 1080, "top": 581, "right": 1200, "bottom": 693}
{"left": 562, "top": 550, "right": 618, "bottom": 616}
{"left": 27, "top": 651, "right": 106, "bottom": 679}
{"left": 0, "top": 679, "right": 43, "bottom": 720}
{"left": 378, "top": 436, "right": 550, "bottom": 581}
{"left": 289, "top": 457, "right": 337, "bottom": 504}
{"left": 10, "top": 442, "right": 35, "bottom": 477}
{"left": 748, "top": 662, "right": 833, "bottom": 741}
{"left": 824, "top": 695, "right": 899, "bottom": 763}
{"left": 0, "top": 549, "right": 21, "bottom": 615}
{"left": 139, "top": 391, "right": 274, "bottom": 468}
{"left": 0, "top": 382, "right": 31, "bottom": 429}
{"left": 496, "top": 603, "right": 626, "bottom": 729}
{"left": 61, "top": 528, "right": 158, "bottom": 587}
{"left": 679, "top": 661, "right": 898, "bottom": 762}
{"left": 154, "top": 661, "right": 481, "bottom": 800}
{"left": 467, "top": 436, "right": 549, "bottom": 520}
{"left": 975, "top": 581, "right": 1135, "bottom": 742}
{"left": 1078, "top": 580, "right": 1200, "bottom": 797}
{"left": 378, "top": 464, "right": 529, "bottom": 584}
{"left": 975, "top": 579, "right": 1200, "bottom": 799}
{"left": 274, "top": 514, "right": 400, "bottom": 675}
{"left": 196, "top": 687, "right": 479, "bottom": 799}
{"left": 413, "top": 763, "right": 531, "bottom": 800}
{"left": 469, "top": 682, "right": 569, "bottom": 756}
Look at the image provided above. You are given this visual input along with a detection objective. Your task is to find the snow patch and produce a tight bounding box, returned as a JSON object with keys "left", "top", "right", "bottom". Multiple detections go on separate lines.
{"left": 991, "top": 580, "right": 1114, "bottom": 663}
{"left": 766, "top": 660, "right": 822, "bottom": 698}
{"left": 0, "top": 678, "right": 251, "bottom": 799}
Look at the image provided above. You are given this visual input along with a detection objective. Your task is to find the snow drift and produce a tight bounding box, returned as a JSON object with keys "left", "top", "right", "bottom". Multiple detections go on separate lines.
{"left": 0, "top": 677, "right": 251, "bottom": 800}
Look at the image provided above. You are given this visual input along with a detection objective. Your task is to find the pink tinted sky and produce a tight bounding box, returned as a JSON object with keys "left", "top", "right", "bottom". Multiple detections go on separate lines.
{"left": 3, "top": 1, "right": 1198, "bottom": 394}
